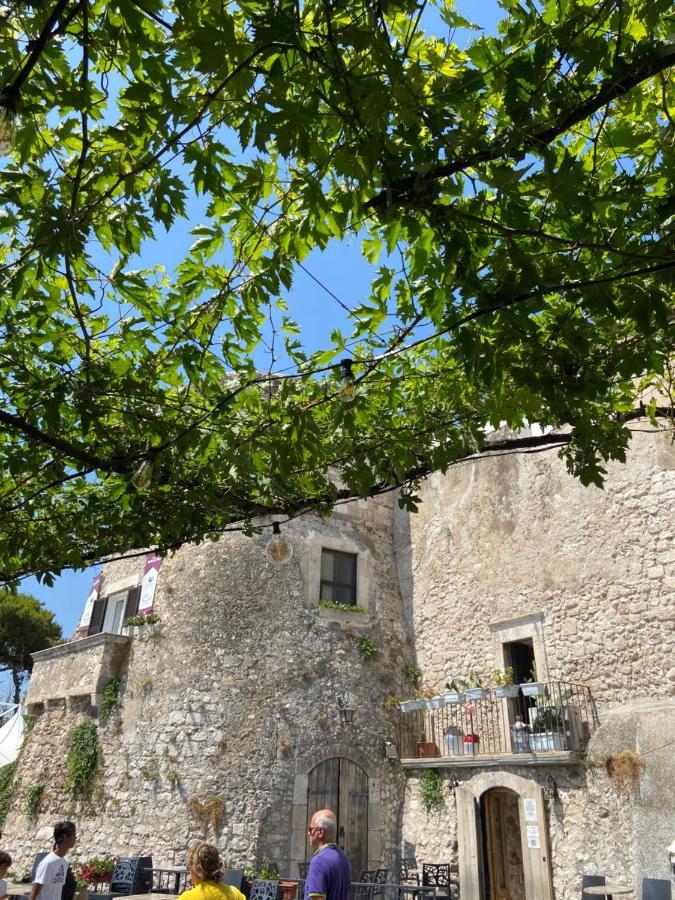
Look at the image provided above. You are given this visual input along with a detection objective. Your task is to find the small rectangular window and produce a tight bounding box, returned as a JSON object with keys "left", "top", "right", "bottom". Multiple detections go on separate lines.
{"left": 320, "top": 549, "right": 357, "bottom": 606}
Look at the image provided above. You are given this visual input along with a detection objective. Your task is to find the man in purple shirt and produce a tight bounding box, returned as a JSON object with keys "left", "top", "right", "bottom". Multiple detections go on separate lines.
{"left": 304, "top": 809, "right": 352, "bottom": 900}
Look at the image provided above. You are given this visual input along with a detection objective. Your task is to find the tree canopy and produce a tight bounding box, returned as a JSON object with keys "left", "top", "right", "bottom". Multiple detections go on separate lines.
{"left": 0, "top": 590, "right": 62, "bottom": 701}
{"left": 0, "top": 0, "right": 673, "bottom": 584}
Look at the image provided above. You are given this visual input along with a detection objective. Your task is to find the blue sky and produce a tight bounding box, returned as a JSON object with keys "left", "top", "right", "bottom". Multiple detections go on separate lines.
{"left": 19, "top": 1, "right": 506, "bottom": 645}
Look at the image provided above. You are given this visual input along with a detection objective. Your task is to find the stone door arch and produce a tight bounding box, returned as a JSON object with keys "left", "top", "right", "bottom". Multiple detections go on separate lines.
{"left": 290, "top": 746, "right": 383, "bottom": 879}
{"left": 456, "top": 772, "right": 553, "bottom": 900}
{"left": 305, "top": 757, "right": 368, "bottom": 875}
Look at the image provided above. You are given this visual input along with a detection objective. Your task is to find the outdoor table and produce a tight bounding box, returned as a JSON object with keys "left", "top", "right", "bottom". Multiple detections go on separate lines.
{"left": 583, "top": 886, "right": 634, "bottom": 897}
{"left": 127, "top": 894, "right": 182, "bottom": 900}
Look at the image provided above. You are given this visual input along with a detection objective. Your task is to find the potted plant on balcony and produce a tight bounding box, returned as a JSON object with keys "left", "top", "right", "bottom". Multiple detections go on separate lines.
{"left": 519, "top": 664, "right": 545, "bottom": 697}
{"left": 443, "top": 678, "right": 466, "bottom": 704}
{"left": 416, "top": 728, "right": 439, "bottom": 757}
{"left": 462, "top": 701, "right": 480, "bottom": 755}
{"left": 491, "top": 667, "right": 520, "bottom": 698}
{"left": 530, "top": 707, "right": 566, "bottom": 751}
{"left": 464, "top": 672, "right": 487, "bottom": 701}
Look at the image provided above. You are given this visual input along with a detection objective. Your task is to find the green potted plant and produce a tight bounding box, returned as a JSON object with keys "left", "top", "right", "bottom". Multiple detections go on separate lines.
{"left": 462, "top": 701, "right": 480, "bottom": 755}
{"left": 443, "top": 678, "right": 466, "bottom": 704}
{"left": 519, "top": 663, "right": 545, "bottom": 697}
{"left": 464, "top": 672, "right": 487, "bottom": 701}
{"left": 530, "top": 707, "right": 566, "bottom": 751}
{"left": 491, "top": 667, "right": 519, "bottom": 698}
{"left": 416, "top": 728, "right": 439, "bottom": 758}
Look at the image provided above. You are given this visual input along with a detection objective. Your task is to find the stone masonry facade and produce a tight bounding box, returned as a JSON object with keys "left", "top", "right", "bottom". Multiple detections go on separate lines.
{"left": 3, "top": 426, "right": 675, "bottom": 899}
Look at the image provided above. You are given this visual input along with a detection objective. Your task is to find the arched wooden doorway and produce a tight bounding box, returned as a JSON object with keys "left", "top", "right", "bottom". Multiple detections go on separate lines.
{"left": 456, "top": 773, "right": 553, "bottom": 900}
{"left": 481, "top": 788, "right": 526, "bottom": 900}
{"left": 306, "top": 757, "right": 368, "bottom": 876}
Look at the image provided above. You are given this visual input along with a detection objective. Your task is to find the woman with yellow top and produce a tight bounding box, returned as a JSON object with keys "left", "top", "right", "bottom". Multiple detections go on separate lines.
{"left": 181, "top": 843, "right": 246, "bottom": 900}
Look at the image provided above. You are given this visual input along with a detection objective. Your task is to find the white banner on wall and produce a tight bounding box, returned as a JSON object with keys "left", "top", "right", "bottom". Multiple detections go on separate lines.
{"left": 78, "top": 571, "right": 102, "bottom": 632}
{"left": 138, "top": 552, "right": 162, "bottom": 614}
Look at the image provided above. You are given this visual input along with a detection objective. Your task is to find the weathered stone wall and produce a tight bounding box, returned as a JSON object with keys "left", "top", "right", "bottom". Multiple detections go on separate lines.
{"left": 396, "top": 427, "right": 675, "bottom": 896}
{"left": 395, "top": 429, "right": 675, "bottom": 709}
{"left": 6, "top": 495, "right": 411, "bottom": 877}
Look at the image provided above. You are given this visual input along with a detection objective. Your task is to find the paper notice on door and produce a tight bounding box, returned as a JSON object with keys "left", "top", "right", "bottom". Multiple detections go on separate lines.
{"left": 523, "top": 798, "right": 538, "bottom": 822}
{"left": 526, "top": 825, "right": 540, "bottom": 848}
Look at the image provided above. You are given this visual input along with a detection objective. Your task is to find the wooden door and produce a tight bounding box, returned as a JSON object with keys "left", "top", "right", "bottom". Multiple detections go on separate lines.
{"left": 306, "top": 758, "right": 368, "bottom": 876}
{"left": 483, "top": 789, "right": 525, "bottom": 900}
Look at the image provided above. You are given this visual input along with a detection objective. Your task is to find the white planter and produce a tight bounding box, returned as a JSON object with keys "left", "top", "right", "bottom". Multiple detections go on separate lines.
{"left": 464, "top": 687, "right": 486, "bottom": 701}
{"left": 425, "top": 697, "right": 445, "bottom": 710}
{"left": 494, "top": 685, "right": 520, "bottom": 698}
{"left": 442, "top": 691, "right": 464, "bottom": 704}
{"left": 520, "top": 682, "right": 546, "bottom": 697}
{"left": 530, "top": 731, "right": 567, "bottom": 752}
{"left": 400, "top": 700, "right": 425, "bottom": 712}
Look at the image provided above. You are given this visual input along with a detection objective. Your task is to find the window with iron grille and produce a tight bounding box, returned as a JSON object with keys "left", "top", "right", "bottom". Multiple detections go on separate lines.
{"left": 320, "top": 549, "right": 357, "bottom": 606}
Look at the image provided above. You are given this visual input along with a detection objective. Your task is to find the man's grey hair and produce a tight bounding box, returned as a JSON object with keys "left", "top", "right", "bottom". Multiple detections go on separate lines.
{"left": 315, "top": 812, "right": 337, "bottom": 840}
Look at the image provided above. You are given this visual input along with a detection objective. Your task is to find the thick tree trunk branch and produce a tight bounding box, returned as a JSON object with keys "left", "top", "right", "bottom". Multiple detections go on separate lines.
{"left": 366, "top": 44, "right": 675, "bottom": 211}
{"left": 0, "top": 408, "right": 127, "bottom": 473}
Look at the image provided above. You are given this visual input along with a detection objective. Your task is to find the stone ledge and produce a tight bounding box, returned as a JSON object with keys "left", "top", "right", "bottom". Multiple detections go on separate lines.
{"left": 27, "top": 632, "right": 131, "bottom": 711}
{"left": 400, "top": 751, "right": 580, "bottom": 769}
{"left": 32, "top": 631, "right": 131, "bottom": 662}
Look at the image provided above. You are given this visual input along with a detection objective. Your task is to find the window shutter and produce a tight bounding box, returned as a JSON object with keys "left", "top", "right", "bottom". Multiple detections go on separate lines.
{"left": 88, "top": 596, "right": 108, "bottom": 635}
{"left": 125, "top": 586, "right": 141, "bottom": 619}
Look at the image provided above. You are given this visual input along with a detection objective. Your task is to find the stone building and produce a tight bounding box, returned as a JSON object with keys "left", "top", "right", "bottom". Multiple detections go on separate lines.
{"left": 3, "top": 426, "right": 674, "bottom": 900}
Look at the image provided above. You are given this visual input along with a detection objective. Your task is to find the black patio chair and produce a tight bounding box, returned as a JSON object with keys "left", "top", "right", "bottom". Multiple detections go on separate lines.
{"left": 249, "top": 878, "right": 280, "bottom": 900}
{"left": 642, "top": 879, "right": 672, "bottom": 900}
{"left": 93, "top": 856, "right": 153, "bottom": 900}
{"left": 581, "top": 875, "right": 605, "bottom": 900}
{"left": 400, "top": 860, "right": 419, "bottom": 886}
{"left": 223, "top": 870, "right": 245, "bottom": 892}
{"left": 297, "top": 863, "right": 310, "bottom": 879}
{"left": 421, "top": 864, "right": 451, "bottom": 900}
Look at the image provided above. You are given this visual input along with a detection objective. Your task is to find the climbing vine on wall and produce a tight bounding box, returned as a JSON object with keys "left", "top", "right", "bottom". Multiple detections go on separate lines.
{"left": 100, "top": 678, "right": 122, "bottom": 723}
{"left": 25, "top": 778, "right": 47, "bottom": 824}
{"left": 66, "top": 721, "right": 101, "bottom": 801}
{"left": 420, "top": 770, "right": 445, "bottom": 812}
{"left": 0, "top": 761, "right": 18, "bottom": 830}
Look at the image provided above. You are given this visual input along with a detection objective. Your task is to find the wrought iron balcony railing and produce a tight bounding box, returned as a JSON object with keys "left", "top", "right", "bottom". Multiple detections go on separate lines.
{"left": 398, "top": 680, "right": 599, "bottom": 760}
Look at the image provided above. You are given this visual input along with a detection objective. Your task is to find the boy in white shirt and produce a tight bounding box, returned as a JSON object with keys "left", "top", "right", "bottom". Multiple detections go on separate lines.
{"left": 30, "top": 822, "right": 77, "bottom": 900}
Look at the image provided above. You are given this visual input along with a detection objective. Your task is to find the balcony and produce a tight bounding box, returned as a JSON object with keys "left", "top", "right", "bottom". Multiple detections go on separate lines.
{"left": 398, "top": 680, "right": 599, "bottom": 768}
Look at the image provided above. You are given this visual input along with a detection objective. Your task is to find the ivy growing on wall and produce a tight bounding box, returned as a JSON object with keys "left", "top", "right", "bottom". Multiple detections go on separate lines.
{"left": 66, "top": 721, "right": 101, "bottom": 801}
{"left": 100, "top": 678, "right": 122, "bottom": 723}
{"left": 420, "top": 770, "right": 445, "bottom": 813}
{"left": 25, "top": 779, "right": 46, "bottom": 824}
{"left": 356, "top": 634, "right": 378, "bottom": 662}
{"left": 0, "top": 761, "right": 18, "bottom": 830}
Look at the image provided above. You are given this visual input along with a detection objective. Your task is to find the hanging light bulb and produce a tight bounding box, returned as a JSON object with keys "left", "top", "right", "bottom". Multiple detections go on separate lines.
{"left": 265, "top": 522, "right": 293, "bottom": 564}
{"left": 131, "top": 458, "right": 154, "bottom": 490}
{"left": 0, "top": 88, "right": 17, "bottom": 155}
{"left": 338, "top": 358, "right": 356, "bottom": 403}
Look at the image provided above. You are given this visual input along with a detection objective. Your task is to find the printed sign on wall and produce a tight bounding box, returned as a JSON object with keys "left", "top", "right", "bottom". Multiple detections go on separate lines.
{"left": 138, "top": 552, "right": 162, "bottom": 614}
{"left": 78, "top": 571, "right": 102, "bottom": 632}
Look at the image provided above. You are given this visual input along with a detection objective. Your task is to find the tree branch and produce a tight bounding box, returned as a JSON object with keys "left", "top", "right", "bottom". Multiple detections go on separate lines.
{"left": 366, "top": 43, "right": 675, "bottom": 210}
{"left": 0, "top": 408, "right": 128, "bottom": 473}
